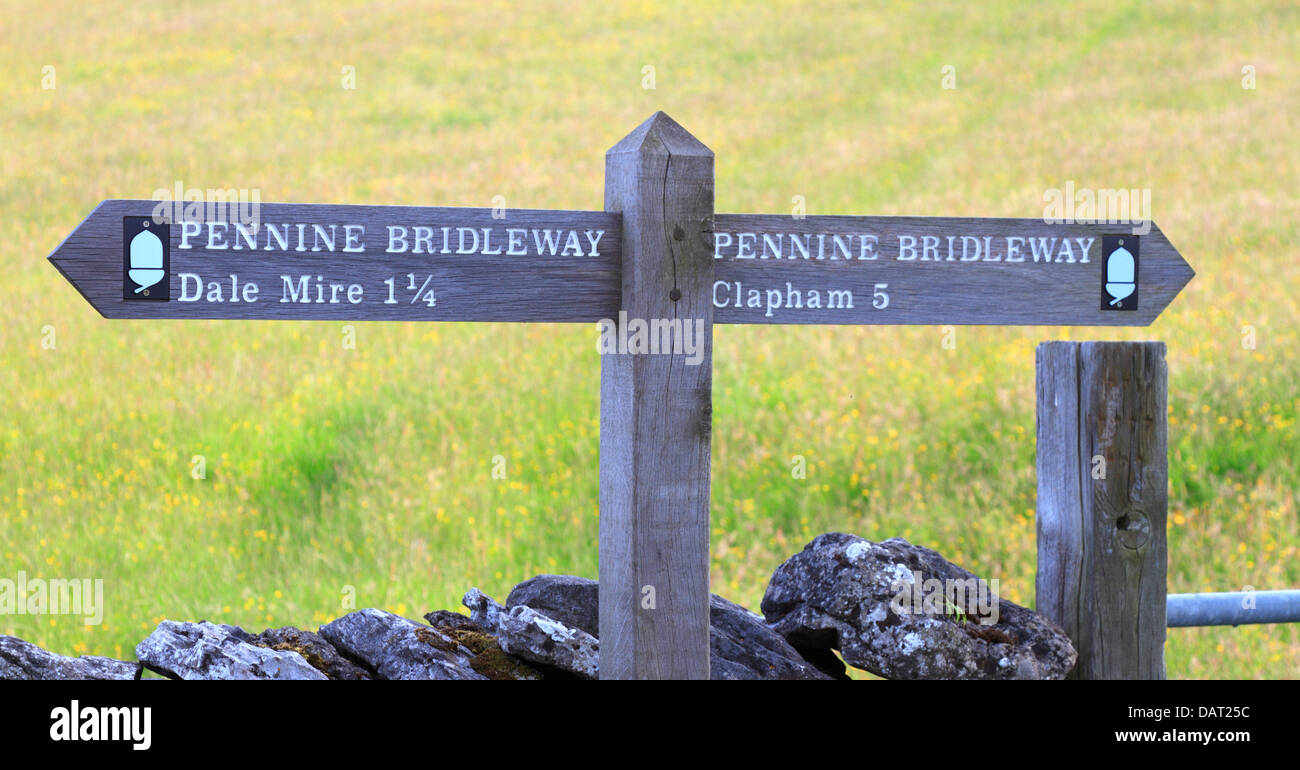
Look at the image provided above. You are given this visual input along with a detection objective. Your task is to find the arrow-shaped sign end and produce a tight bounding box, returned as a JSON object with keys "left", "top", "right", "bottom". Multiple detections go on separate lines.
{"left": 1136, "top": 221, "right": 1195, "bottom": 327}
{"left": 47, "top": 200, "right": 116, "bottom": 318}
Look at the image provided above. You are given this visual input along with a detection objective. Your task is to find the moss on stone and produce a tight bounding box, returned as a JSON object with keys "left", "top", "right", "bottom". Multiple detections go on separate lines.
{"left": 427, "top": 625, "right": 542, "bottom": 680}
{"left": 252, "top": 639, "right": 332, "bottom": 677}
{"left": 414, "top": 627, "right": 462, "bottom": 655}
{"left": 443, "top": 627, "right": 498, "bottom": 655}
{"left": 469, "top": 646, "right": 542, "bottom": 680}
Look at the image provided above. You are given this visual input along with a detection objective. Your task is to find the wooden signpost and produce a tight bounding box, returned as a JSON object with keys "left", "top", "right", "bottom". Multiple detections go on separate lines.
{"left": 49, "top": 112, "right": 1194, "bottom": 679}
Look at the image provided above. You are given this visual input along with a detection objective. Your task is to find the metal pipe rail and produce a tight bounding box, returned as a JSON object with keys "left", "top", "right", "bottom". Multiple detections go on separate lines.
{"left": 1167, "top": 590, "right": 1300, "bottom": 627}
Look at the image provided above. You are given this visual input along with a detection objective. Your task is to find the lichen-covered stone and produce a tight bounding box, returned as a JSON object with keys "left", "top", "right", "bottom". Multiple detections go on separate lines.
{"left": 319, "top": 608, "right": 485, "bottom": 680}
{"left": 507, "top": 574, "right": 600, "bottom": 636}
{"left": 252, "top": 626, "right": 371, "bottom": 680}
{"left": 496, "top": 604, "right": 600, "bottom": 680}
{"left": 465, "top": 588, "right": 586, "bottom": 678}
{"left": 761, "top": 533, "right": 1077, "bottom": 680}
{"left": 504, "top": 574, "right": 832, "bottom": 680}
{"left": 0, "top": 635, "right": 139, "bottom": 680}
{"left": 137, "top": 621, "right": 326, "bottom": 680}
{"left": 467, "top": 587, "right": 595, "bottom": 678}
{"left": 462, "top": 587, "right": 507, "bottom": 632}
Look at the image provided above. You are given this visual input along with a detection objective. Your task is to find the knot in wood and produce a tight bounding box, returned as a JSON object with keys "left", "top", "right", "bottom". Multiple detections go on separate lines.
{"left": 1114, "top": 507, "right": 1151, "bottom": 550}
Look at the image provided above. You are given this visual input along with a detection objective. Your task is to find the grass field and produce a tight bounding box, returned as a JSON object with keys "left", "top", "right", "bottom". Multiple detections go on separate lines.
{"left": 2, "top": 0, "right": 1297, "bottom": 678}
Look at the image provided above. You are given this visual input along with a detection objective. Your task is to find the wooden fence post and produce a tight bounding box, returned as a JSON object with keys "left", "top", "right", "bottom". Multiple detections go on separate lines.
{"left": 1036, "top": 341, "right": 1168, "bottom": 679}
{"left": 599, "top": 112, "right": 714, "bottom": 679}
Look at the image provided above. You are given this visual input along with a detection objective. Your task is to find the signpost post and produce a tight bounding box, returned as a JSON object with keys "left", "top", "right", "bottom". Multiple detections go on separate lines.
{"left": 48, "top": 112, "right": 1194, "bottom": 679}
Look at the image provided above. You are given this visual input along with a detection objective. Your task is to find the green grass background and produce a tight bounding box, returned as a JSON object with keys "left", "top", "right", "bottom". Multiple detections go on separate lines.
{"left": 1, "top": 0, "right": 1296, "bottom": 677}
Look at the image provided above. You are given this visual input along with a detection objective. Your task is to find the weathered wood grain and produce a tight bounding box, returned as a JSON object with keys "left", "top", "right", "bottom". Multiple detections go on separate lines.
{"left": 48, "top": 200, "right": 621, "bottom": 322}
{"left": 599, "top": 112, "right": 714, "bottom": 679}
{"left": 713, "top": 213, "right": 1193, "bottom": 326}
{"left": 1036, "top": 341, "right": 1168, "bottom": 679}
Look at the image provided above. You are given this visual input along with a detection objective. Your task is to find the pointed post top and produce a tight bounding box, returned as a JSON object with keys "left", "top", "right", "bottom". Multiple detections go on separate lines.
{"left": 607, "top": 111, "right": 713, "bottom": 158}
